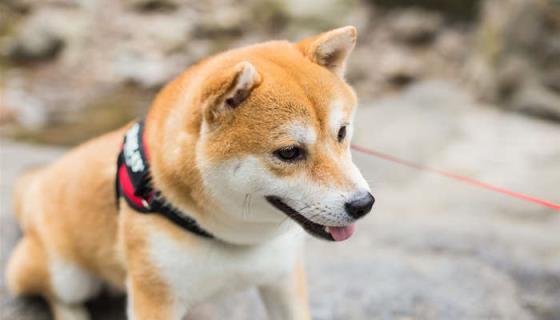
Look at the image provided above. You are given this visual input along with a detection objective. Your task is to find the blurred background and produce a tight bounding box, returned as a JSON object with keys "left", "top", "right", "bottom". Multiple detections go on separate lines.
{"left": 1, "top": 0, "right": 559, "bottom": 319}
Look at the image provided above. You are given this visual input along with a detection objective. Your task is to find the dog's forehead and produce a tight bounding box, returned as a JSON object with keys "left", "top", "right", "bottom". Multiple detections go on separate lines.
{"left": 286, "top": 76, "right": 355, "bottom": 134}
{"left": 269, "top": 98, "right": 352, "bottom": 146}
{"left": 229, "top": 53, "right": 357, "bottom": 143}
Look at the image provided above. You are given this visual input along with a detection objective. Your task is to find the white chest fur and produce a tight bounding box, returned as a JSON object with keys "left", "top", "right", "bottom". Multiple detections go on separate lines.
{"left": 146, "top": 226, "right": 305, "bottom": 307}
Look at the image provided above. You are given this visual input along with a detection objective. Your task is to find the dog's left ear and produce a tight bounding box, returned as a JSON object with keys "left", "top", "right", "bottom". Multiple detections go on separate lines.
{"left": 202, "top": 61, "right": 261, "bottom": 125}
{"left": 297, "top": 26, "right": 357, "bottom": 78}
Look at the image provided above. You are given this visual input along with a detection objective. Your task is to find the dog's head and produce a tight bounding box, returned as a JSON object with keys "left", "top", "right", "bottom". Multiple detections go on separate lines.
{"left": 195, "top": 27, "right": 373, "bottom": 242}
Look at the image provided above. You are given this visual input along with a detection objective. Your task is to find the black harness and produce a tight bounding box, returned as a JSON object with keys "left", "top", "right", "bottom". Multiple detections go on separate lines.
{"left": 115, "top": 120, "right": 214, "bottom": 239}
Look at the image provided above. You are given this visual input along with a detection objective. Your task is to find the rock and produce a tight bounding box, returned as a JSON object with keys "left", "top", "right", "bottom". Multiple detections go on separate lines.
{"left": 1, "top": 0, "right": 34, "bottom": 14}
{"left": 112, "top": 51, "right": 178, "bottom": 88}
{"left": 2, "top": 80, "right": 48, "bottom": 129}
{"left": 0, "top": 106, "right": 17, "bottom": 126}
{"left": 378, "top": 49, "right": 422, "bottom": 89}
{"left": 260, "top": 0, "right": 361, "bottom": 34}
{"left": 465, "top": 0, "right": 560, "bottom": 121}
{"left": 278, "top": 0, "right": 354, "bottom": 21}
{"left": 388, "top": 8, "right": 443, "bottom": 45}
{"left": 543, "top": 67, "right": 560, "bottom": 92}
{"left": 510, "top": 83, "right": 560, "bottom": 122}
{"left": 434, "top": 29, "right": 466, "bottom": 62}
{"left": 110, "top": 15, "right": 191, "bottom": 88}
{"left": 125, "top": 0, "right": 179, "bottom": 12}
{"left": 352, "top": 81, "right": 560, "bottom": 318}
{"left": 195, "top": 7, "right": 245, "bottom": 37}
{"left": 7, "top": 7, "right": 90, "bottom": 62}
{"left": 7, "top": 26, "right": 64, "bottom": 62}
{"left": 373, "top": 0, "right": 482, "bottom": 21}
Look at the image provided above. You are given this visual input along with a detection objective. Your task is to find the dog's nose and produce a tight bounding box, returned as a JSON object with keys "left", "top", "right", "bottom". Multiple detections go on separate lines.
{"left": 345, "top": 192, "right": 375, "bottom": 219}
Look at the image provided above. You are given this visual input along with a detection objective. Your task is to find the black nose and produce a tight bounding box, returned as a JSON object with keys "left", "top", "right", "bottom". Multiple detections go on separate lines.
{"left": 345, "top": 192, "right": 375, "bottom": 219}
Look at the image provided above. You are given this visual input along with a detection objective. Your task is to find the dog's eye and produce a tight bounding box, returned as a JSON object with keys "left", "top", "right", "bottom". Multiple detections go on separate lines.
{"left": 274, "top": 146, "right": 305, "bottom": 162}
{"left": 337, "top": 126, "right": 347, "bottom": 142}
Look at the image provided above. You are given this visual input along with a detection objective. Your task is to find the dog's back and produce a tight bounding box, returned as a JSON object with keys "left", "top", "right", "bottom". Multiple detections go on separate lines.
{"left": 13, "top": 166, "right": 43, "bottom": 229}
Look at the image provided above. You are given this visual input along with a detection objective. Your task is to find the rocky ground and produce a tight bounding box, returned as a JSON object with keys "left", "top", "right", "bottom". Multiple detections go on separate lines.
{"left": 1, "top": 81, "right": 559, "bottom": 319}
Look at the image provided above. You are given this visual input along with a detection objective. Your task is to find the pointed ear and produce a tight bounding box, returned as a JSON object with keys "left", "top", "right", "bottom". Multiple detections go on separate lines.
{"left": 297, "top": 26, "right": 357, "bottom": 77}
{"left": 202, "top": 61, "right": 261, "bottom": 125}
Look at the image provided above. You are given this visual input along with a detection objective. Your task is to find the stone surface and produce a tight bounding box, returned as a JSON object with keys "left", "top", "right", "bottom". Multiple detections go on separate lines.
{"left": 7, "top": 7, "right": 90, "bottom": 62}
{"left": 1, "top": 81, "right": 559, "bottom": 319}
{"left": 466, "top": 0, "right": 560, "bottom": 121}
{"left": 388, "top": 8, "right": 443, "bottom": 45}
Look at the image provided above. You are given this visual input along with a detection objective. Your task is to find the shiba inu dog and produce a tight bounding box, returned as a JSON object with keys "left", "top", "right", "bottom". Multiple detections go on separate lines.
{"left": 6, "top": 26, "right": 374, "bottom": 320}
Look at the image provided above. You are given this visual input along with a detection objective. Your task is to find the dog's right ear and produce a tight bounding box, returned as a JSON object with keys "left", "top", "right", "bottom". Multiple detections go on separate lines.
{"left": 202, "top": 61, "right": 261, "bottom": 126}
{"left": 297, "top": 26, "right": 357, "bottom": 78}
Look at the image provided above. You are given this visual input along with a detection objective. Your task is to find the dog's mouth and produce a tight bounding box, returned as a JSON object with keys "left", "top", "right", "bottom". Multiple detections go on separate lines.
{"left": 265, "top": 196, "right": 355, "bottom": 242}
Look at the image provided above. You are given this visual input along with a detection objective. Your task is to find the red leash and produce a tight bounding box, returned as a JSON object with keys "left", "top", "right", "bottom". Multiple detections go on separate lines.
{"left": 351, "top": 145, "right": 560, "bottom": 211}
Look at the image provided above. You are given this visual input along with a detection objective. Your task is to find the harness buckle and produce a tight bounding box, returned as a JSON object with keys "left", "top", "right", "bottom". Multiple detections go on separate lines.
{"left": 141, "top": 199, "right": 151, "bottom": 210}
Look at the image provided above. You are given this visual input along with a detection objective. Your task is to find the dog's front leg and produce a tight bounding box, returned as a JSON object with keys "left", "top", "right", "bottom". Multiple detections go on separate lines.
{"left": 126, "top": 276, "right": 184, "bottom": 320}
{"left": 258, "top": 259, "right": 311, "bottom": 320}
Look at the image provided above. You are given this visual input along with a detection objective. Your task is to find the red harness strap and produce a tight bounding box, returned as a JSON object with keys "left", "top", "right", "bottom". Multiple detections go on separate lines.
{"left": 115, "top": 120, "right": 214, "bottom": 238}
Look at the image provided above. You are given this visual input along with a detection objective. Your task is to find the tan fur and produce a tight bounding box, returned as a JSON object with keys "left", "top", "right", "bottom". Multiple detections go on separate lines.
{"left": 6, "top": 234, "right": 49, "bottom": 296}
{"left": 13, "top": 167, "right": 42, "bottom": 228}
{"left": 120, "top": 204, "right": 174, "bottom": 319}
{"left": 6, "top": 26, "right": 363, "bottom": 320}
{"left": 294, "top": 260, "right": 311, "bottom": 319}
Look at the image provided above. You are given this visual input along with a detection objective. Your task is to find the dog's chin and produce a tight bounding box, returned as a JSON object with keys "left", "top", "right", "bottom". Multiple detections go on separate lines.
{"left": 265, "top": 196, "right": 355, "bottom": 242}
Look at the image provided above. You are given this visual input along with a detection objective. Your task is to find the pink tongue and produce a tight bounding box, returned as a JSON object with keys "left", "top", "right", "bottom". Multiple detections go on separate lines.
{"left": 326, "top": 224, "right": 355, "bottom": 241}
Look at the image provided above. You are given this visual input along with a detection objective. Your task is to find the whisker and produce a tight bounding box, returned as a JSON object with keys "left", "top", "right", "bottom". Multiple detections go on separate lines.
{"left": 242, "top": 193, "right": 250, "bottom": 220}
{"left": 309, "top": 212, "right": 321, "bottom": 221}
{"left": 247, "top": 193, "right": 252, "bottom": 218}
{"left": 278, "top": 216, "right": 290, "bottom": 226}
